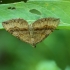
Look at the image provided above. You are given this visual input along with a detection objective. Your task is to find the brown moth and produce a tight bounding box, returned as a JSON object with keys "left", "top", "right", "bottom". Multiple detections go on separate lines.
{"left": 2, "top": 18, "right": 60, "bottom": 48}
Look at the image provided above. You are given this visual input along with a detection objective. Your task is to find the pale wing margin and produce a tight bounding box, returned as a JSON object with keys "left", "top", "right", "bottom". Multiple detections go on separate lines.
{"left": 32, "top": 18, "right": 60, "bottom": 29}
{"left": 2, "top": 19, "right": 28, "bottom": 30}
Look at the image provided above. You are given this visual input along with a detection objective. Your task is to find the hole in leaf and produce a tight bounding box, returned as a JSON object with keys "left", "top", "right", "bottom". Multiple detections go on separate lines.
{"left": 29, "top": 9, "right": 41, "bottom": 15}
{"left": 8, "top": 7, "right": 16, "bottom": 10}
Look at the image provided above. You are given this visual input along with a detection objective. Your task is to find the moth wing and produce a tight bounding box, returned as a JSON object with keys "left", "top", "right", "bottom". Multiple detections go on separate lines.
{"left": 32, "top": 18, "right": 60, "bottom": 44}
{"left": 2, "top": 19, "right": 31, "bottom": 44}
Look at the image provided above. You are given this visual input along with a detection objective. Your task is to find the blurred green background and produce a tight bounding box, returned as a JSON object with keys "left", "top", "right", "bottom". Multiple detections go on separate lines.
{"left": 0, "top": 29, "right": 70, "bottom": 70}
{"left": 0, "top": 0, "right": 70, "bottom": 70}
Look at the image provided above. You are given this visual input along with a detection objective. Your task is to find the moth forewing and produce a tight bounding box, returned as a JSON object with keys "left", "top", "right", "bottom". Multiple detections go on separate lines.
{"left": 32, "top": 18, "right": 60, "bottom": 46}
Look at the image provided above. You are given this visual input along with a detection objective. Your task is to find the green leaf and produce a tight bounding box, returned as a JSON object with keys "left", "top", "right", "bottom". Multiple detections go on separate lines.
{"left": 0, "top": 1, "right": 70, "bottom": 29}
{"left": 28, "top": 0, "right": 70, "bottom": 1}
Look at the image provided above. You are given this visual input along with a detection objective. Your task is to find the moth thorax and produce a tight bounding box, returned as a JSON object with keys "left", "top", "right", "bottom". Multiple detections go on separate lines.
{"left": 29, "top": 24, "right": 35, "bottom": 46}
{"left": 29, "top": 24, "right": 33, "bottom": 37}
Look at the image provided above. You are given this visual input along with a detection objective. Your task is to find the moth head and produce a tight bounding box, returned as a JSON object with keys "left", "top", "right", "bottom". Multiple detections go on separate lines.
{"left": 31, "top": 44, "right": 36, "bottom": 48}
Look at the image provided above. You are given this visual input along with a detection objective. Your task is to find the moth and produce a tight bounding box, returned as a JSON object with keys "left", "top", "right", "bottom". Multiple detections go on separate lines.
{"left": 2, "top": 18, "right": 60, "bottom": 48}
